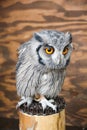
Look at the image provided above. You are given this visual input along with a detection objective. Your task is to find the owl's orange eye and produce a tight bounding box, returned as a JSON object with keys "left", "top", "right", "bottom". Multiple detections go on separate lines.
{"left": 45, "top": 47, "right": 54, "bottom": 55}
{"left": 62, "top": 47, "right": 68, "bottom": 55}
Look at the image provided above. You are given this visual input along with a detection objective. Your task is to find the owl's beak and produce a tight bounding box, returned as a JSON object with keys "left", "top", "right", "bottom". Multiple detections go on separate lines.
{"left": 56, "top": 59, "right": 60, "bottom": 65}
{"left": 52, "top": 51, "right": 61, "bottom": 65}
{"left": 52, "top": 56, "right": 61, "bottom": 65}
{"left": 53, "top": 58, "right": 61, "bottom": 65}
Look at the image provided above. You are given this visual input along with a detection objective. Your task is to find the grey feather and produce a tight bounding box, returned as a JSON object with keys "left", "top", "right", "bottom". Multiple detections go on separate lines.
{"left": 16, "top": 30, "right": 73, "bottom": 98}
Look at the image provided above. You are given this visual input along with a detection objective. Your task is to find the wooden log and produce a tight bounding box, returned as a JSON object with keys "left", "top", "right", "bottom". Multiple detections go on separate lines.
{"left": 19, "top": 109, "right": 65, "bottom": 130}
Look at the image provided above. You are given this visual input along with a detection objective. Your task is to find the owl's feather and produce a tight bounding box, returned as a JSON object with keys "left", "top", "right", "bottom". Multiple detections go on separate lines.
{"left": 16, "top": 30, "right": 73, "bottom": 99}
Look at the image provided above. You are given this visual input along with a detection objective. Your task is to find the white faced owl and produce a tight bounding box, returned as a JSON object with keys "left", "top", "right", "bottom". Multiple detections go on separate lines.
{"left": 16, "top": 30, "right": 73, "bottom": 111}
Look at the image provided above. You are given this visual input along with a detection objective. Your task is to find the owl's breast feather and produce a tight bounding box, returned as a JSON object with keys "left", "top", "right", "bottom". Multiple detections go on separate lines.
{"left": 36, "top": 69, "right": 66, "bottom": 98}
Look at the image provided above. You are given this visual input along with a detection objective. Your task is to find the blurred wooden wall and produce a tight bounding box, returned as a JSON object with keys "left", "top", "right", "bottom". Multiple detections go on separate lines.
{"left": 0, "top": 0, "right": 87, "bottom": 127}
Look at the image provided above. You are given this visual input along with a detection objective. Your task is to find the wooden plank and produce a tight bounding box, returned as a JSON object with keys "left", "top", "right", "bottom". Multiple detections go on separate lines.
{"left": 0, "top": 0, "right": 87, "bottom": 127}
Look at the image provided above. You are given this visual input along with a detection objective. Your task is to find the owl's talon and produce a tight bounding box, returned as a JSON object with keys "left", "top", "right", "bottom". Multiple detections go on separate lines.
{"left": 49, "top": 99, "right": 55, "bottom": 103}
{"left": 16, "top": 97, "right": 32, "bottom": 109}
{"left": 39, "top": 98, "right": 57, "bottom": 112}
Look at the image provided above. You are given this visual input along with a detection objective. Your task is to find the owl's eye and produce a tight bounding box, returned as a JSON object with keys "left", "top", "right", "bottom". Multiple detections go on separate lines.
{"left": 45, "top": 47, "right": 54, "bottom": 55}
{"left": 62, "top": 47, "right": 68, "bottom": 55}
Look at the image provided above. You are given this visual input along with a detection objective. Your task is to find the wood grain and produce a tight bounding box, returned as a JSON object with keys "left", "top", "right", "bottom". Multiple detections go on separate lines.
{"left": 19, "top": 110, "right": 65, "bottom": 130}
{"left": 0, "top": 0, "right": 87, "bottom": 127}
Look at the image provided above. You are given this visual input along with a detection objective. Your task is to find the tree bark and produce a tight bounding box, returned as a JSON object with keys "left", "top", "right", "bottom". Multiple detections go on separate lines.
{"left": 19, "top": 109, "right": 65, "bottom": 130}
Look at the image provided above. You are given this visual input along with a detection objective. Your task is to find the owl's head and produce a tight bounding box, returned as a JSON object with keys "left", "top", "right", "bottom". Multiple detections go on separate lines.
{"left": 23, "top": 30, "right": 73, "bottom": 70}
{"left": 30, "top": 30, "right": 73, "bottom": 70}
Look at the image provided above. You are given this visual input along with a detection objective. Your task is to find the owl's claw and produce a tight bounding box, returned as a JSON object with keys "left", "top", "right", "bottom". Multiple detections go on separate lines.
{"left": 16, "top": 96, "right": 32, "bottom": 109}
{"left": 49, "top": 99, "right": 55, "bottom": 103}
{"left": 39, "top": 97, "right": 57, "bottom": 112}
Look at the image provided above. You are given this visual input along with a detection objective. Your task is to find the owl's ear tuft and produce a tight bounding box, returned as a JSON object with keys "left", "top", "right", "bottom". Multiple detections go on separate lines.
{"left": 34, "top": 32, "right": 43, "bottom": 42}
{"left": 65, "top": 32, "right": 72, "bottom": 43}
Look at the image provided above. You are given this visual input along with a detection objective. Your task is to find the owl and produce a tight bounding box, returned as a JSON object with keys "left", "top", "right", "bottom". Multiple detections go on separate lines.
{"left": 16, "top": 30, "right": 73, "bottom": 111}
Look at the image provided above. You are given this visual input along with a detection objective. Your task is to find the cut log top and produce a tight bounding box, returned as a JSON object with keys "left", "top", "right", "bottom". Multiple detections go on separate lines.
{"left": 19, "top": 96, "right": 65, "bottom": 116}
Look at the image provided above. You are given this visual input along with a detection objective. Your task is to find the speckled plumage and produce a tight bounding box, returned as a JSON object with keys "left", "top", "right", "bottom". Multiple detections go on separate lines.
{"left": 16, "top": 30, "right": 73, "bottom": 100}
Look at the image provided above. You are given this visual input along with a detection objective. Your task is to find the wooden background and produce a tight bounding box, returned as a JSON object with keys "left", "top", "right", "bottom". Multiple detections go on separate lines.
{"left": 0, "top": 0, "right": 87, "bottom": 127}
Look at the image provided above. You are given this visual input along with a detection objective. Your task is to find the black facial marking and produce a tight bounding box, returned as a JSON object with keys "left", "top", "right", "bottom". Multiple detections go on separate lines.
{"left": 36, "top": 45, "right": 45, "bottom": 65}
{"left": 65, "top": 58, "right": 70, "bottom": 66}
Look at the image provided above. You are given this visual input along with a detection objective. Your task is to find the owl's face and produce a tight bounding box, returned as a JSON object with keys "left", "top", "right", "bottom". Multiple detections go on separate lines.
{"left": 30, "top": 30, "right": 73, "bottom": 70}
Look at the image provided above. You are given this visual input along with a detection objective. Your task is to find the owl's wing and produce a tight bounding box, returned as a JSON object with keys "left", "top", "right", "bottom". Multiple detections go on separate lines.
{"left": 16, "top": 41, "right": 37, "bottom": 97}
{"left": 18, "top": 41, "right": 29, "bottom": 54}
{"left": 16, "top": 41, "right": 30, "bottom": 71}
